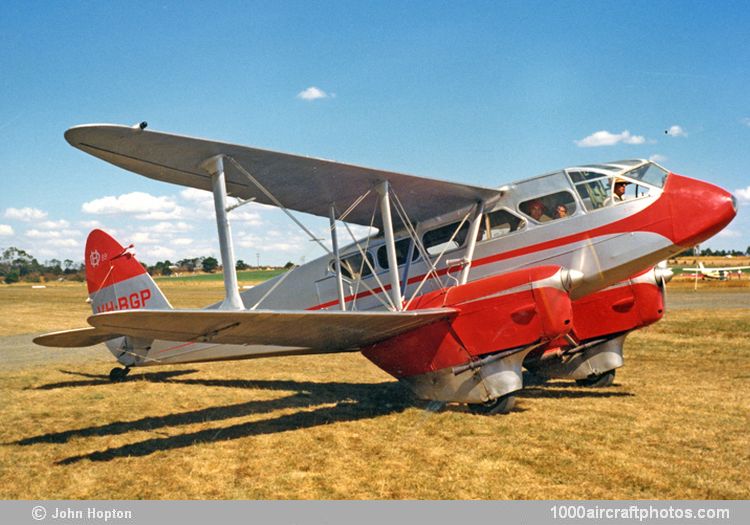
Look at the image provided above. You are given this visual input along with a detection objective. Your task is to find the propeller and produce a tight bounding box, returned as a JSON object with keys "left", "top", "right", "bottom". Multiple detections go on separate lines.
{"left": 654, "top": 260, "right": 674, "bottom": 308}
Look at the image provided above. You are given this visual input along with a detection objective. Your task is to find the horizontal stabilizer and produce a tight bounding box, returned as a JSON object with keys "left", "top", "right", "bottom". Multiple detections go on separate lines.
{"left": 87, "top": 308, "right": 456, "bottom": 351}
{"left": 34, "top": 327, "right": 121, "bottom": 348}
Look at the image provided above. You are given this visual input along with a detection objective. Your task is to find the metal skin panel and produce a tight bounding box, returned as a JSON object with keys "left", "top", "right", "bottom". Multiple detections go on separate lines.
{"left": 402, "top": 347, "right": 532, "bottom": 403}
{"left": 360, "top": 267, "right": 573, "bottom": 379}
{"left": 87, "top": 308, "right": 456, "bottom": 351}
{"left": 534, "top": 334, "right": 627, "bottom": 381}
{"left": 65, "top": 125, "right": 501, "bottom": 230}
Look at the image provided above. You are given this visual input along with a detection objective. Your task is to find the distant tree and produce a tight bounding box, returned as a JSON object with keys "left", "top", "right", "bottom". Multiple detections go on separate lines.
{"left": 63, "top": 259, "right": 75, "bottom": 274}
{"left": 236, "top": 259, "right": 249, "bottom": 270}
{"left": 202, "top": 256, "right": 219, "bottom": 273}
{"left": 283, "top": 261, "right": 295, "bottom": 270}
{"left": 47, "top": 258, "right": 63, "bottom": 276}
{"left": 747, "top": 246, "right": 750, "bottom": 256}
{"left": 4, "top": 270, "right": 19, "bottom": 284}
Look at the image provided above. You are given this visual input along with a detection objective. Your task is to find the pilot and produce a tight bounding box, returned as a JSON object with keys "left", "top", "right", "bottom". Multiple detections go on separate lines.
{"left": 527, "top": 200, "right": 551, "bottom": 222}
{"left": 555, "top": 204, "right": 568, "bottom": 219}
{"left": 604, "top": 178, "right": 630, "bottom": 206}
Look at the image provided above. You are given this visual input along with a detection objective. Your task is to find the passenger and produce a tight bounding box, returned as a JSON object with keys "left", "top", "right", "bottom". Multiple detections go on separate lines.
{"left": 527, "top": 200, "right": 551, "bottom": 222}
{"left": 604, "top": 178, "right": 630, "bottom": 206}
{"left": 555, "top": 204, "right": 568, "bottom": 219}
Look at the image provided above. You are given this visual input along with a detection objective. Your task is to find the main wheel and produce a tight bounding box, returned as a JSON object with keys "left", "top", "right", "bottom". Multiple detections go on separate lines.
{"left": 109, "top": 367, "right": 130, "bottom": 382}
{"left": 468, "top": 394, "right": 517, "bottom": 415}
{"left": 575, "top": 369, "right": 615, "bottom": 387}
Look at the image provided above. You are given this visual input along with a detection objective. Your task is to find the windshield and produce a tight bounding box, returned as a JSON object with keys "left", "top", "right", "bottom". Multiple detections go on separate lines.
{"left": 622, "top": 163, "right": 669, "bottom": 188}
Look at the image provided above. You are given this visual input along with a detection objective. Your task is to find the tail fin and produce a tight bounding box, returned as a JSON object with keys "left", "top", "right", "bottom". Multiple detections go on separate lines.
{"left": 85, "top": 229, "right": 172, "bottom": 314}
{"left": 699, "top": 261, "right": 705, "bottom": 271}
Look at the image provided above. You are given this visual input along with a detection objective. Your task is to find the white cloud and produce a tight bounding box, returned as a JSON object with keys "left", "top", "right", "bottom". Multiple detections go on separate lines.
{"left": 297, "top": 86, "right": 328, "bottom": 101}
{"left": 26, "top": 228, "right": 81, "bottom": 239}
{"left": 46, "top": 238, "right": 80, "bottom": 248}
{"left": 649, "top": 154, "right": 668, "bottom": 163}
{"left": 82, "top": 192, "right": 183, "bottom": 219}
{"left": 79, "top": 220, "right": 102, "bottom": 229}
{"left": 142, "top": 221, "right": 193, "bottom": 233}
{"left": 575, "top": 130, "right": 646, "bottom": 147}
{"left": 180, "top": 188, "right": 212, "bottom": 202}
{"left": 130, "top": 232, "right": 160, "bottom": 244}
{"left": 4, "top": 207, "right": 48, "bottom": 221}
{"left": 0, "top": 224, "right": 13, "bottom": 236}
{"left": 140, "top": 245, "right": 176, "bottom": 261}
{"left": 717, "top": 228, "right": 741, "bottom": 238}
{"left": 735, "top": 186, "right": 750, "bottom": 204}
{"left": 171, "top": 238, "right": 194, "bottom": 246}
{"left": 741, "top": 117, "right": 750, "bottom": 127}
{"left": 665, "top": 125, "right": 687, "bottom": 137}
{"left": 37, "top": 219, "right": 70, "bottom": 229}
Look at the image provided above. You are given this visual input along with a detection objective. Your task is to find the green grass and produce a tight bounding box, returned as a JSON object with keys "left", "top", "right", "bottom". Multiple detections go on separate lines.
{"left": 155, "top": 269, "right": 287, "bottom": 283}
{"left": 1, "top": 284, "right": 748, "bottom": 499}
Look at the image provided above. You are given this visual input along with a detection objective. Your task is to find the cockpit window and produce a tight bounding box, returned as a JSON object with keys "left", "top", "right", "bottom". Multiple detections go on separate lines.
{"left": 519, "top": 191, "right": 577, "bottom": 222}
{"left": 622, "top": 163, "right": 668, "bottom": 188}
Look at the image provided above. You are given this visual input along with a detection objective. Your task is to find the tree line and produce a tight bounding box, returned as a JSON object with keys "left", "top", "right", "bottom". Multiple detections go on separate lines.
{"left": 1, "top": 247, "right": 294, "bottom": 284}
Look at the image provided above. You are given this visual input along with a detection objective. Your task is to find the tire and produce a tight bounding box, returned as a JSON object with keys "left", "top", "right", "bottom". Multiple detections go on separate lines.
{"left": 468, "top": 394, "right": 517, "bottom": 415}
{"left": 109, "top": 367, "right": 129, "bottom": 382}
{"left": 575, "top": 369, "right": 615, "bottom": 387}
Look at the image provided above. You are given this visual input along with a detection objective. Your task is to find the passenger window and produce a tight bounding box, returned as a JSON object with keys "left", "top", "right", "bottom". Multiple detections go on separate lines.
{"left": 519, "top": 192, "right": 577, "bottom": 222}
{"left": 423, "top": 221, "right": 470, "bottom": 256}
{"left": 479, "top": 209, "right": 525, "bottom": 240}
{"left": 335, "top": 252, "right": 375, "bottom": 279}
{"left": 377, "top": 238, "right": 419, "bottom": 269}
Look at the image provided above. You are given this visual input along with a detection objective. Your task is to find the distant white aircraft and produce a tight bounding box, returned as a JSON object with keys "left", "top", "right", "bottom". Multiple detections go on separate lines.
{"left": 682, "top": 261, "right": 750, "bottom": 280}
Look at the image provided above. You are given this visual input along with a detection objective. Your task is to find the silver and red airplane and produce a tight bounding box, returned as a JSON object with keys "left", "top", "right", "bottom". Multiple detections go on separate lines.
{"left": 35, "top": 124, "right": 737, "bottom": 413}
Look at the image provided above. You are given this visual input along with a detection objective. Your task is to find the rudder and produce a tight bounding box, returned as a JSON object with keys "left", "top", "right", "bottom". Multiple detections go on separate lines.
{"left": 85, "top": 229, "right": 172, "bottom": 314}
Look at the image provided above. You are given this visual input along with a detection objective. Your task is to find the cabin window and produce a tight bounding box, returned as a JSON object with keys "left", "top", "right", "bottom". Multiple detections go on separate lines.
{"left": 422, "top": 221, "right": 470, "bottom": 256}
{"left": 568, "top": 171, "right": 613, "bottom": 210}
{"left": 333, "top": 251, "right": 375, "bottom": 279}
{"left": 519, "top": 191, "right": 577, "bottom": 222}
{"left": 376, "top": 238, "right": 419, "bottom": 269}
{"left": 478, "top": 209, "right": 525, "bottom": 240}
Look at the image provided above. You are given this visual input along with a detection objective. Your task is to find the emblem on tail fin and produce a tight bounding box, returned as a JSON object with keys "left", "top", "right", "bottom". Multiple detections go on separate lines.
{"left": 89, "top": 249, "right": 101, "bottom": 268}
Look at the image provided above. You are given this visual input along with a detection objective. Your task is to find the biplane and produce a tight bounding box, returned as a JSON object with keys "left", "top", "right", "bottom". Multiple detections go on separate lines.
{"left": 35, "top": 124, "right": 737, "bottom": 413}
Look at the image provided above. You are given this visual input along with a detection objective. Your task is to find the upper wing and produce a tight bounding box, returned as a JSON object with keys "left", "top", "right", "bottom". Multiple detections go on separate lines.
{"left": 85, "top": 308, "right": 456, "bottom": 351}
{"left": 65, "top": 124, "right": 502, "bottom": 229}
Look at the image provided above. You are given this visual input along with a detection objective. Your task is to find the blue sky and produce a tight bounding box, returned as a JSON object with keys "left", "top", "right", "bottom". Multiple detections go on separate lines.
{"left": 1, "top": 0, "right": 749, "bottom": 265}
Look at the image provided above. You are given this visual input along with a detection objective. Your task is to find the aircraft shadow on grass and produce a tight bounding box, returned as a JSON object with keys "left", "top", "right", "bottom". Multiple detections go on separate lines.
{"left": 16, "top": 369, "right": 632, "bottom": 464}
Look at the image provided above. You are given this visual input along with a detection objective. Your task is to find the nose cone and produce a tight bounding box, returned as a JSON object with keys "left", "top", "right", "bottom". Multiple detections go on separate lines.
{"left": 664, "top": 174, "right": 736, "bottom": 247}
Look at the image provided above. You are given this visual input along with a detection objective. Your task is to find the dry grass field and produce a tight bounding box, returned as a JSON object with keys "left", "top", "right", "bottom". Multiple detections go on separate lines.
{"left": 0, "top": 281, "right": 748, "bottom": 499}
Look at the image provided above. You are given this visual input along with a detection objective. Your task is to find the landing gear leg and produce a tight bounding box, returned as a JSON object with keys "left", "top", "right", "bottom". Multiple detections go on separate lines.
{"left": 575, "top": 369, "right": 615, "bottom": 387}
{"left": 109, "top": 366, "right": 130, "bottom": 382}
{"left": 468, "top": 394, "right": 517, "bottom": 415}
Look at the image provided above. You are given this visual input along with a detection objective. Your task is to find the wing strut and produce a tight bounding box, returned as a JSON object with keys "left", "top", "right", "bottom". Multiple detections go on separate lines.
{"left": 377, "top": 181, "right": 403, "bottom": 310}
{"left": 329, "top": 205, "right": 347, "bottom": 311}
{"left": 201, "top": 155, "right": 244, "bottom": 310}
{"left": 459, "top": 201, "right": 485, "bottom": 285}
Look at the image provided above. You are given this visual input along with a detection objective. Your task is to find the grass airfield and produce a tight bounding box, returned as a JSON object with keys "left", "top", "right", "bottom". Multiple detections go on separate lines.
{"left": 0, "top": 279, "right": 748, "bottom": 499}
